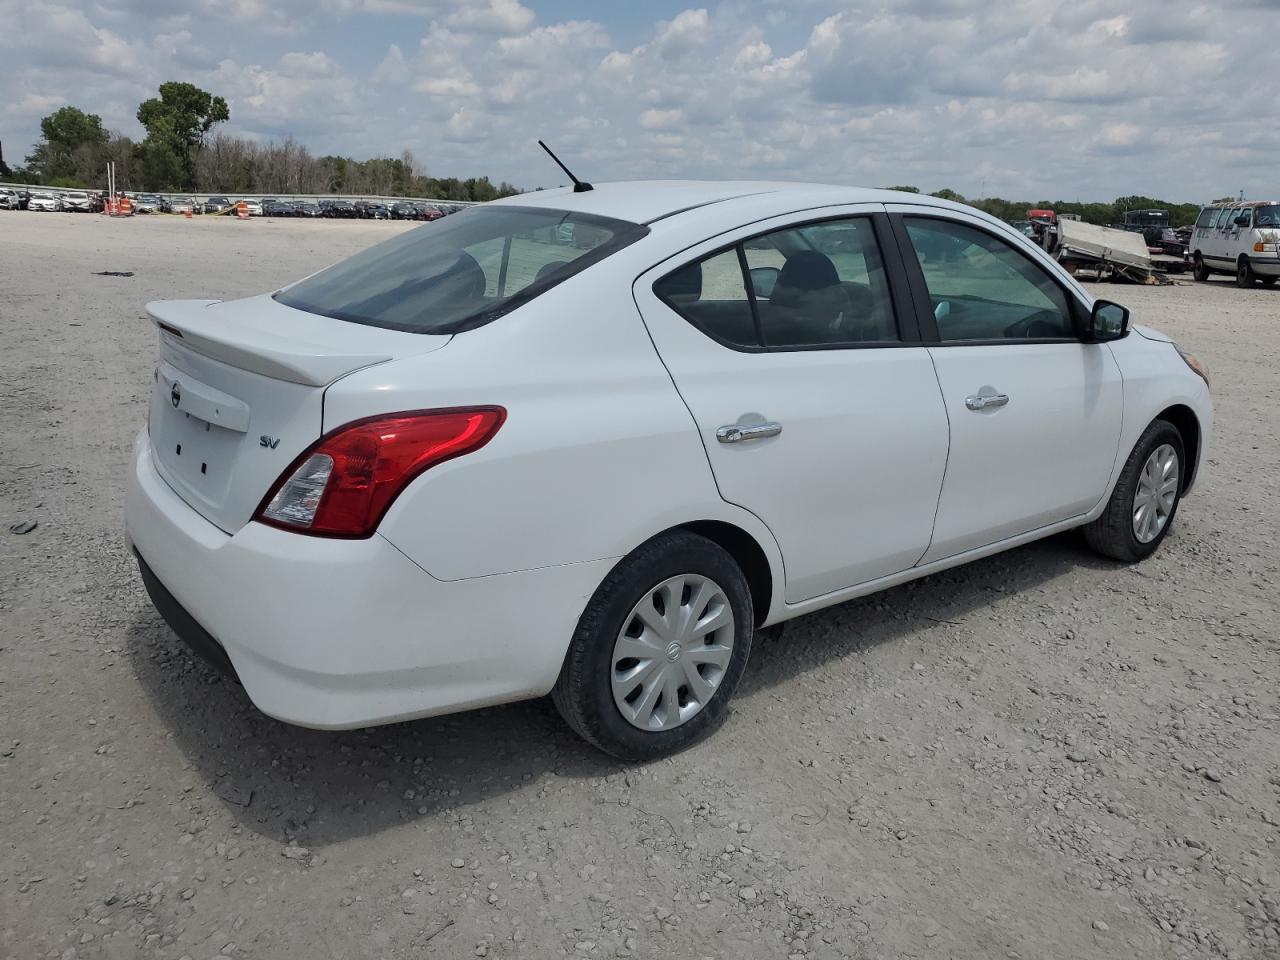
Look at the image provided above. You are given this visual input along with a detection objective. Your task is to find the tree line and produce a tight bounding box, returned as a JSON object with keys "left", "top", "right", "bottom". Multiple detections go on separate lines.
{"left": 8, "top": 81, "right": 520, "bottom": 203}
{"left": 884, "top": 186, "right": 1205, "bottom": 227}
{"left": 7, "top": 80, "right": 1216, "bottom": 216}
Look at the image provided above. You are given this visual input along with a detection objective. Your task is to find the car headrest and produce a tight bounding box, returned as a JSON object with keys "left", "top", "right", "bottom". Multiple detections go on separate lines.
{"left": 664, "top": 260, "right": 703, "bottom": 301}
{"left": 777, "top": 251, "right": 840, "bottom": 291}
{"left": 535, "top": 260, "right": 570, "bottom": 283}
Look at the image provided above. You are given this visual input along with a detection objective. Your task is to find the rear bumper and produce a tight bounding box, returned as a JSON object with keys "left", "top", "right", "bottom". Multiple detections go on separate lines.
{"left": 126, "top": 430, "right": 609, "bottom": 729}
{"left": 135, "top": 550, "right": 239, "bottom": 681}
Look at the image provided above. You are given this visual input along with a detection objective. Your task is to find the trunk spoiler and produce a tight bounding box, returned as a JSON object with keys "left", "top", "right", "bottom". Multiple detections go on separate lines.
{"left": 145, "top": 296, "right": 448, "bottom": 386}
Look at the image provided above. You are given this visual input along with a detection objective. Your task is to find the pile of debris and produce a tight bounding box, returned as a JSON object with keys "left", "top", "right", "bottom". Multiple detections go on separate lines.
{"left": 1042, "top": 219, "right": 1183, "bottom": 284}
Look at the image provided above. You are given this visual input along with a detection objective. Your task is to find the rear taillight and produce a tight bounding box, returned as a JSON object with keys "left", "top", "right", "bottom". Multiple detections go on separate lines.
{"left": 256, "top": 407, "right": 505, "bottom": 538}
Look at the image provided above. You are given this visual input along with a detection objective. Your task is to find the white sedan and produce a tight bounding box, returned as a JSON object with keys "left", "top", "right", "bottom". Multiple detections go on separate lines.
{"left": 126, "top": 182, "right": 1212, "bottom": 759}
{"left": 27, "top": 192, "right": 63, "bottom": 211}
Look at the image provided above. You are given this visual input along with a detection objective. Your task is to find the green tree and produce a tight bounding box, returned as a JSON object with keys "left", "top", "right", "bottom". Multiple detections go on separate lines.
{"left": 24, "top": 106, "right": 109, "bottom": 183}
{"left": 136, "top": 81, "right": 229, "bottom": 190}
{"left": 883, "top": 185, "right": 920, "bottom": 193}
{"left": 930, "top": 188, "right": 965, "bottom": 202}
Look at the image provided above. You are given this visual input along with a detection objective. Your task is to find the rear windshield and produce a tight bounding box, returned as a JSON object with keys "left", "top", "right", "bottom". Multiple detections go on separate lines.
{"left": 276, "top": 206, "right": 647, "bottom": 334}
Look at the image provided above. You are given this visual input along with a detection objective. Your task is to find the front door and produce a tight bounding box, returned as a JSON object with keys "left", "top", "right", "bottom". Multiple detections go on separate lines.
{"left": 634, "top": 208, "right": 950, "bottom": 603}
{"left": 889, "top": 209, "right": 1124, "bottom": 562}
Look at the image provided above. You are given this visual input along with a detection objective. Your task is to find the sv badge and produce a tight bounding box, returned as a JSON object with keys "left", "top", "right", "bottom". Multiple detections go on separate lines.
{"left": 259, "top": 435, "right": 281, "bottom": 449}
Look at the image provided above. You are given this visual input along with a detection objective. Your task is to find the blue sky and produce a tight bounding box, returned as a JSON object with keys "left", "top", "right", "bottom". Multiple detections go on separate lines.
{"left": 1, "top": 0, "right": 1277, "bottom": 202}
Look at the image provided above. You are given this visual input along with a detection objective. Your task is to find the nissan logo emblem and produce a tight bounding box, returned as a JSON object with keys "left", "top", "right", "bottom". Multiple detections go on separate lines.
{"left": 170, "top": 382, "right": 181, "bottom": 408}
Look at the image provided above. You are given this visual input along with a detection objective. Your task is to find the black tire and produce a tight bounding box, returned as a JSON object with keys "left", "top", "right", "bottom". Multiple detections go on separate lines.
{"left": 1237, "top": 257, "right": 1257, "bottom": 288}
{"left": 552, "top": 531, "right": 754, "bottom": 760}
{"left": 1192, "top": 254, "right": 1209, "bottom": 282}
{"left": 1084, "top": 419, "right": 1186, "bottom": 562}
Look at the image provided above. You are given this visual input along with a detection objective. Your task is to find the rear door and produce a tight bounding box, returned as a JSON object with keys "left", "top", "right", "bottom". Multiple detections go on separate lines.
{"left": 634, "top": 207, "right": 950, "bottom": 603}
{"left": 888, "top": 207, "right": 1123, "bottom": 562}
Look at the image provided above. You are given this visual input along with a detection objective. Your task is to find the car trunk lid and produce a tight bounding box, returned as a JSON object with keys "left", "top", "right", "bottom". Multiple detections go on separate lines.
{"left": 146, "top": 295, "right": 450, "bottom": 533}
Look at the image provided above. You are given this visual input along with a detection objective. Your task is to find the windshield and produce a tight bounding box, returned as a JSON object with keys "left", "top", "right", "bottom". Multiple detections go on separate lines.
{"left": 276, "top": 205, "right": 649, "bottom": 334}
{"left": 1254, "top": 205, "right": 1280, "bottom": 228}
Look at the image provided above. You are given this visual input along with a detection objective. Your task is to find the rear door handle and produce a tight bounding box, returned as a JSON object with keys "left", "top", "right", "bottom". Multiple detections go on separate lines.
{"left": 965, "top": 393, "right": 1009, "bottom": 411}
{"left": 717, "top": 421, "right": 782, "bottom": 443}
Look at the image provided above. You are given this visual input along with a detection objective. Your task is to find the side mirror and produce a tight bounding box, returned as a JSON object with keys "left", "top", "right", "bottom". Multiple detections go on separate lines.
{"left": 1088, "top": 300, "right": 1129, "bottom": 341}
{"left": 1234, "top": 215, "right": 1251, "bottom": 227}
{"left": 749, "top": 266, "right": 779, "bottom": 299}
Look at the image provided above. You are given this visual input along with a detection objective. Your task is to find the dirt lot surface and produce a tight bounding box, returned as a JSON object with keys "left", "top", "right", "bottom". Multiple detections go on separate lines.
{"left": 2, "top": 212, "right": 1278, "bottom": 960}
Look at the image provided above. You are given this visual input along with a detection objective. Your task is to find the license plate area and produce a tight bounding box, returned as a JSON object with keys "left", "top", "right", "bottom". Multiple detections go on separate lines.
{"left": 149, "top": 369, "right": 249, "bottom": 516}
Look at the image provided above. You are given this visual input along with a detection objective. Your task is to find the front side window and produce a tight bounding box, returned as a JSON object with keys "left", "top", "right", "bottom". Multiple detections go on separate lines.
{"left": 903, "top": 217, "right": 1073, "bottom": 342}
{"left": 276, "top": 206, "right": 648, "bottom": 334}
{"left": 1215, "top": 208, "right": 1237, "bottom": 229}
{"left": 654, "top": 215, "right": 898, "bottom": 350}
{"left": 1195, "top": 208, "right": 1217, "bottom": 228}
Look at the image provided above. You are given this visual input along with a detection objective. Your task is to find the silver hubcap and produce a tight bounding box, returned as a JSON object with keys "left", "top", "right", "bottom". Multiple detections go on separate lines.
{"left": 1133, "top": 443, "right": 1179, "bottom": 543}
{"left": 610, "top": 574, "right": 735, "bottom": 732}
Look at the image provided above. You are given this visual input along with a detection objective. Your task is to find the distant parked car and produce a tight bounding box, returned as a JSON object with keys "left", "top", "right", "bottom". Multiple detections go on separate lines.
{"left": 169, "top": 197, "right": 197, "bottom": 215}
{"left": 263, "top": 199, "right": 293, "bottom": 217}
{"left": 61, "top": 191, "right": 93, "bottom": 212}
{"left": 0, "top": 188, "right": 25, "bottom": 210}
{"left": 296, "top": 201, "right": 322, "bottom": 218}
{"left": 328, "top": 199, "right": 357, "bottom": 218}
{"left": 364, "top": 202, "right": 390, "bottom": 220}
{"left": 133, "top": 195, "right": 162, "bottom": 214}
{"left": 27, "top": 192, "right": 62, "bottom": 212}
{"left": 204, "top": 196, "right": 232, "bottom": 215}
{"left": 390, "top": 202, "right": 418, "bottom": 220}
{"left": 238, "top": 198, "right": 263, "bottom": 216}
{"left": 415, "top": 203, "right": 444, "bottom": 221}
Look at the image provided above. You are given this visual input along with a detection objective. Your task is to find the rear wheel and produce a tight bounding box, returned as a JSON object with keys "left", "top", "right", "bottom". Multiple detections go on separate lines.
{"left": 1237, "top": 257, "right": 1257, "bottom": 288}
{"left": 552, "top": 531, "right": 753, "bottom": 760}
{"left": 1084, "top": 420, "right": 1185, "bottom": 562}
{"left": 1192, "top": 254, "right": 1209, "bottom": 282}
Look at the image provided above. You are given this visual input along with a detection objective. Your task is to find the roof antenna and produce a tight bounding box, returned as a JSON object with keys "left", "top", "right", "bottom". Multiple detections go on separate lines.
{"left": 538, "top": 140, "right": 593, "bottom": 192}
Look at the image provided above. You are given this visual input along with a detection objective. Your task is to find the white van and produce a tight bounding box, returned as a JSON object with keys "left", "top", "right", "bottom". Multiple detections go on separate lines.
{"left": 1189, "top": 201, "right": 1280, "bottom": 287}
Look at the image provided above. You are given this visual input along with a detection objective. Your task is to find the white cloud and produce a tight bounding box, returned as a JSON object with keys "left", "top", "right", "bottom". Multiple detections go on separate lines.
{"left": 445, "top": 0, "right": 534, "bottom": 35}
{"left": 1, "top": 0, "right": 1277, "bottom": 200}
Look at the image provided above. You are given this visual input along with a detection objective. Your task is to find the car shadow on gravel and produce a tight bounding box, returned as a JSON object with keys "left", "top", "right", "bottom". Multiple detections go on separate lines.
{"left": 736, "top": 530, "right": 1115, "bottom": 696}
{"left": 124, "top": 529, "right": 1114, "bottom": 846}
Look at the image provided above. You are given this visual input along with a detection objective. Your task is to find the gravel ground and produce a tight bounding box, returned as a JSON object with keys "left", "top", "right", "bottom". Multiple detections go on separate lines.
{"left": 2, "top": 212, "right": 1278, "bottom": 960}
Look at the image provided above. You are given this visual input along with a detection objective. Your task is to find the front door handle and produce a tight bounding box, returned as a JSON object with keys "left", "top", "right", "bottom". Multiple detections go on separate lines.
{"left": 965, "top": 393, "right": 1009, "bottom": 411}
{"left": 717, "top": 421, "right": 782, "bottom": 443}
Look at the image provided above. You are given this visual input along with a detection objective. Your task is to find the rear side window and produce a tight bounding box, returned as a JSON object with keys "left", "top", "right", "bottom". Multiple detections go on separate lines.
{"left": 276, "top": 206, "right": 648, "bottom": 334}
{"left": 654, "top": 215, "right": 898, "bottom": 350}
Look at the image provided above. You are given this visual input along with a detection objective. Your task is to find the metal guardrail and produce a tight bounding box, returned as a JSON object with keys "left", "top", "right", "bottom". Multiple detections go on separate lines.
{"left": 0, "top": 181, "right": 479, "bottom": 208}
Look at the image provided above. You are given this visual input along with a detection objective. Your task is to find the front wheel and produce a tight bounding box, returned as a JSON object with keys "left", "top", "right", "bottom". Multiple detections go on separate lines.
{"left": 1192, "top": 255, "right": 1209, "bottom": 282}
{"left": 552, "top": 531, "right": 754, "bottom": 760}
{"left": 1237, "top": 257, "right": 1257, "bottom": 288}
{"left": 1084, "top": 420, "right": 1185, "bottom": 562}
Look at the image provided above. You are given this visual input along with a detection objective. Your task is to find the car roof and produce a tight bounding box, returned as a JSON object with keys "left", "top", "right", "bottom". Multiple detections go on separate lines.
{"left": 488, "top": 179, "right": 959, "bottom": 225}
